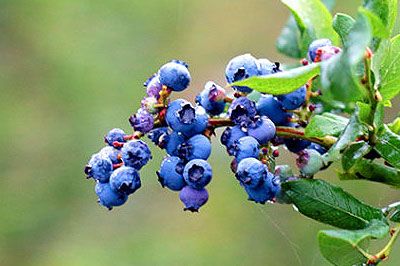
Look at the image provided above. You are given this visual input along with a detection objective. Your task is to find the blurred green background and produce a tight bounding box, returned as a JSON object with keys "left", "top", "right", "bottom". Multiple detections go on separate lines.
{"left": 0, "top": 1, "right": 399, "bottom": 265}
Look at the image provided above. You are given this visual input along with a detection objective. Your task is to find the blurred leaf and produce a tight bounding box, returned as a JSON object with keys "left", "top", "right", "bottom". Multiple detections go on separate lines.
{"left": 282, "top": 179, "right": 385, "bottom": 229}
{"left": 276, "top": 0, "right": 336, "bottom": 58}
{"left": 230, "top": 63, "right": 320, "bottom": 95}
{"left": 359, "top": 7, "right": 390, "bottom": 39}
{"left": 333, "top": 13, "right": 355, "bottom": 47}
{"left": 318, "top": 220, "right": 389, "bottom": 266}
{"left": 341, "top": 141, "right": 371, "bottom": 171}
{"left": 363, "top": 0, "right": 398, "bottom": 35}
{"left": 320, "top": 15, "right": 371, "bottom": 103}
{"left": 375, "top": 125, "right": 400, "bottom": 168}
{"left": 374, "top": 35, "right": 400, "bottom": 101}
{"left": 280, "top": 0, "right": 339, "bottom": 56}
{"left": 305, "top": 113, "right": 349, "bottom": 138}
{"left": 339, "top": 159, "right": 400, "bottom": 187}
{"left": 388, "top": 117, "right": 400, "bottom": 134}
{"left": 390, "top": 207, "right": 400, "bottom": 222}
{"left": 323, "top": 110, "right": 366, "bottom": 163}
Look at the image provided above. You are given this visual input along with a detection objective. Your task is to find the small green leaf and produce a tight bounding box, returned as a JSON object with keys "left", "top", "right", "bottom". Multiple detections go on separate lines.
{"left": 375, "top": 125, "right": 400, "bottom": 168}
{"left": 359, "top": 7, "right": 390, "bottom": 39}
{"left": 305, "top": 113, "right": 349, "bottom": 138}
{"left": 375, "top": 35, "right": 400, "bottom": 101}
{"left": 333, "top": 13, "right": 355, "bottom": 47}
{"left": 282, "top": 179, "right": 385, "bottom": 229}
{"left": 230, "top": 63, "right": 320, "bottom": 95}
{"left": 319, "top": 220, "right": 389, "bottom": 266}
{"left": 341, "top": 141, "right": 371, "bottom": 171}
{"left": 390, "top": 207, "right": 400, "bottom": 222}
{"left": 388, "top": 117, "right": 400, "bottom": 134}
{"left": 363, "top": 0, "right": 398, "bottom": 35}
{"left": 339, "top": 159, "right": 400, "bottom": 187}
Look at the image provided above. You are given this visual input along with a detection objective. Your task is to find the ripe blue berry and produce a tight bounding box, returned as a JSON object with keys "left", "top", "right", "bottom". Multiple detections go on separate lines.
{"left": 307, "top": 143, "right": 327, "bottom": 155}
{"left": 104, "top": 128, "right": 126, "bottom": 147}
{"left": 236, "top": 158, "right": 266, "bottom": 188}
{"left": 178, "top": 134, "right": 212, "bottom": 161}
{"left": 244, "top": 172, "right": 279, "bottom": 204}
{"left": 147, "top": 127, "right": 169, "bottom": 146}
{"left": 158, "top": 60, "right": 191, "bottom": 91}
{"left": 228, "top": 97, "right": 257, "bottom": 126}
{"left": 166, "top": 99, "right": 196, "bottom": 133}
{"left": 95, "top": 182, "right": 128, "bottom": 210}
{"left": 225, "top": 54, "right": 259, "bottom": 93}
{"left": 221, "top": 125, "right": 247, "bottom": 155}
{"left": 99, "top": 146, "right": 121, "bottom": 164}
{"left": 283, "top": 138, "right": 311, "bottom": 153}
{"left": 85, "top": 153, "right": 113, "bottom": 183}
{"left": 277, "top": 85, "right": 306, "bottom": 110}
{"left": 188, "top": 105, "right": 209, "bottom": 137}
{"left": 257, "top": 58, "right": 275, "bottom": 75}
{"left": 145, "top": 74, "right": 163, "bottom": 99}
{"left": 233, "top": 136, "right": 260, "bottom": 162}
{"left": 308, "top": 38, "right": 332, "bottom": 62}
{"left": 129, "top": 108, "right": 154, "bottom": 133}
{"left": 183, "top": 159, "right": 212, "bottom": 190}
{"left": 256, "top": 94, "right": 292, "bottom": 125}
{"left": 165, "top": 131, "right": 186, "bottom": 156}
{"left": 296, "top": 149, "right": 324, "bottom": 177}
{"left": 179, "top": 186, "right": 209, "bottom": 212}
{"left": 109, "top": 166, "right": 141, "bottom": 195}
{"left": 247, "top": 116, "right": 276, "bottom": 145}
{"left": 157, "top": 156, "right": 186, "bottom": 191}
{"left": 121, "top": 140, "right": 152, "bottom": 170}
{"left": 195, "top": 81, "right": 226, "bottom": 116}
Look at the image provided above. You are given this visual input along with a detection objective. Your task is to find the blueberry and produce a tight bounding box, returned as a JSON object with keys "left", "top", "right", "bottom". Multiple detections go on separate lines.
{"left": 257, "top": 58, "right": 275, "bottom": 75}
{"left": 256, "top": 94, "right": 292, "bottom": 125}
{"left": 307, "top": 143, "right": 327, "bottom": 155}
{"left": 145, "top": 74, "right": 163, "bottom": 99}
{"left": 274, "top": 165, "right": 294, "bottom": 180}
{"left": 104, "top": 128, "right": 126, "bottom": 147}
{"left": 165, "top": 131, "right": 186, "bottom": 156}
{"left": 314, "top": 45, "right": 341, "bottom": 62}
{"left": 178, "top": 134, "right": 211, "bottom": 161}
{"left": 225, "top": 54, "right": 259, "bottom": 93}
{"left": 296, "top": 149, "right": 324, "bottom": 177}
{"left": 147, "top": 127, "right": 169, "bottom": 146}
{"left": 195, "top": 81, "right": 226, "bottom": 116}
{"left": 158, "top": 60, "right": 191, "bottom": 91}
{"left": 277, "top": 86, "right": 306, "bottom": 110}
{"left": 99, "top": 146, "right": 121, "bottom": 164}
{"left": 121, "top": 140, "right": 152, "bottom": 170}
{"left": 95, "top": 182, "right": 128, "bottom": 210}
{"left": 233, "top": 136, "right": 260, "bottom": 162}
{"left": 129, "top": 108, "right": 154, "bottom": 133}
{"left": 283, "top": 138, "right": 311, "bottom": 153}
{"left": 188, "top": 105, "right": 209, "bottom": 137}
{"left": 236, "top": 158, "right": 266, "bottom": 188}
{"left": 244, "top": 172, "right": 279, "bottom": 204}
{"left": 157, "top": 156, "right": 186, "bottom": 191}
{"left": 247, "top": 116, "right": 276, "bottom": 145}
{"left": 183, "top": 159, "right": 212, "bottom": 190}
{"left": 85, "top": 153, "right": 113, "bottom": 183}
{"left": 179, "top": 186, "right": 209, "bottom": 212}
{"left": 228, "top": 97, "right": 257, "bottom": 126}
{"left": 109, "top": 166, "right": 141, "bottom": 195}
{"left": 221, "top": 125, "right": 247, "bottom": 155}
{"left": 308, "top": 39, "right": 332, "bottom": 62}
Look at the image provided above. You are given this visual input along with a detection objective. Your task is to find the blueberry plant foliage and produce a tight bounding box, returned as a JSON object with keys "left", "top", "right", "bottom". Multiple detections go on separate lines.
{"left": 84, "top": 0, "right": 400, "bottom": 265}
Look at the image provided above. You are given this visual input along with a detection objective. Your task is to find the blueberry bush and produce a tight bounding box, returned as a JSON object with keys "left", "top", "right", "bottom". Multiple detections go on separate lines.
{"left": 84, "top": 0, "right": 400, "bottom": 265}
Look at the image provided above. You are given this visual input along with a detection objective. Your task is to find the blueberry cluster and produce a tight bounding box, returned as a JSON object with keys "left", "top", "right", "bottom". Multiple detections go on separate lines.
{"left": 84, "top": 39, "right": 338, "bottom": 212}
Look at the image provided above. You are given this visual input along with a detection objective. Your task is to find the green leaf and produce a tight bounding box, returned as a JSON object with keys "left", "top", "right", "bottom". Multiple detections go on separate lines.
{"left": 388, "top": 117, "right": 400, "bottom": 134}
{"left": 319, "top": 220, "right": 389, "bottom": 266}
{"left": 356, "top": 102, "right": 384, "bottom": 129}
{"left": 320, "top": 15, "right": 371, "bottom": 103}
{"left": 374, "top": 35, "right": 400, "bottom": 101}
{"left": 333, "top": 13, "right": 355, "bottom": 47}
{"left": 280, "top": 0, "right": 339, "bottom": 53}
{"left": 359, "top": 7, "right": 390, "bottom": 39}
{"left": 281, "top": 179, "right": 385, "bottom": 229}
{"left": 230, "top": 63, "right": 320, "bottom": 95}
{"left": 390, "top": 207, "right": 400, "bottom": 222}
{"left": 276, "top": 0, "right": 336, "bottom": 58}
{"left": 341, "top": 141, "right": 371, "bottom": 171}
{"left": 305, "top": 113, "right": 349, "bottom": 138}
{"left": 339, "top": 159, "right": 400, "bottom": 187}
{"left": 375, "top": 125, "right": 400, "bottom": 168}
{"left": 363, "top": 0, "right": 398, "bottom": 35}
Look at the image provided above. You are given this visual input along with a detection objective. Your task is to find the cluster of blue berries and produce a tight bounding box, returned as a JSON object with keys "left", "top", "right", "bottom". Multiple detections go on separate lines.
{"left": 84, "top": 39, "right": 339, "bottom": 212}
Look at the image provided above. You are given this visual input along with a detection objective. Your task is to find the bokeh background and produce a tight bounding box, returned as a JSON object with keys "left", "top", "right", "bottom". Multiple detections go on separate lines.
{"left": 1, "top": 1, "right": 399, "bottom": 265}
